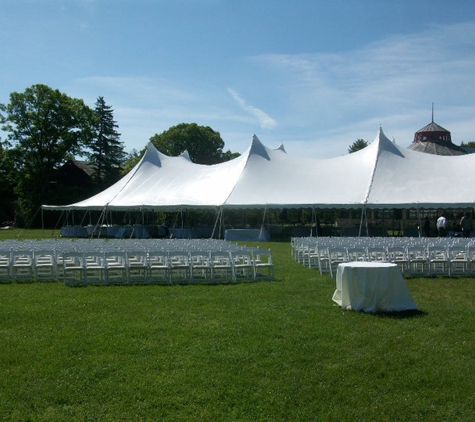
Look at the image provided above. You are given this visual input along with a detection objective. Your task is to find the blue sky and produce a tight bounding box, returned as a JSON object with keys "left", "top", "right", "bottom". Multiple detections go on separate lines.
{"left": 2, "top": 0, "right": 475, "bottom": 159}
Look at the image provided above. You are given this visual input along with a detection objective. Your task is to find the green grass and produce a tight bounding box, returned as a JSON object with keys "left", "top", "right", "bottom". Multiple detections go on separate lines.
{"left": 1, "top": 236, "right": 475, "bottom": 421}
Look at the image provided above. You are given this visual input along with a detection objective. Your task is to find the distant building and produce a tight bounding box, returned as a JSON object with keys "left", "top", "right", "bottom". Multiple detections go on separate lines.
{"left": 57, "top": 160, "right": 95, "bottom": 187}
{"left": 408, "top": 118, "right": 469, "bottom": 156}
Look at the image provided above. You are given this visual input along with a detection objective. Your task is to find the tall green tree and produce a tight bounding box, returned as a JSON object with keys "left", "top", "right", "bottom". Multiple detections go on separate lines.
{"left": 0, "top": 142, "right": 16, "bottom": 224}
{"left": 120, "top": 149, "right": 141, "bottom": 176}
{"left": 87, "top": 96, "right": 125, "bottom": 187}
{"left": 150, "top": 123, "right": 238, "bottom": 165}
{"left": 348, "top": 139, "right": 369, "bottom": 154}
{"left": 0, "top": 84, "right": 95, "bottom": 225}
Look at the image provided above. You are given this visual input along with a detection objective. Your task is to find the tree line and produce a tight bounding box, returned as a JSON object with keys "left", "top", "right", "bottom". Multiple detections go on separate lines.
{"left": 0, "top": 84, "right": 236, "bottom": 227}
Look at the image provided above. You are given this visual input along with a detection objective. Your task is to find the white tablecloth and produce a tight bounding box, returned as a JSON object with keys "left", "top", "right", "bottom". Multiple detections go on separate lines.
{"left": 332, "top": 261, "right": 418, "bottom": 312}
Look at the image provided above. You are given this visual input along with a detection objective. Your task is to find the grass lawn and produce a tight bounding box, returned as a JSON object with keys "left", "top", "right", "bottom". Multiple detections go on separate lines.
{"left": 1, "top": 232, "right": 475, "bottom": 421}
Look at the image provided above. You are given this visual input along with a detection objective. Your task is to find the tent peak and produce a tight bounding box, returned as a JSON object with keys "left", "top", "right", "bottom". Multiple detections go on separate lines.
{"left": 249, "top": 135, "right": 270, "bottom": 160}
{"left": 180, "top": 150, "right": 192, "bottom": 162}
{"left": 373, "top": 127, "right": 405, "bottom": 158}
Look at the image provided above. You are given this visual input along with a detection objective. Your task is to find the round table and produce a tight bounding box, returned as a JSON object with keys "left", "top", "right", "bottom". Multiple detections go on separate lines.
{"left": 332, "top": 261, "right": 418, "bottom": 312}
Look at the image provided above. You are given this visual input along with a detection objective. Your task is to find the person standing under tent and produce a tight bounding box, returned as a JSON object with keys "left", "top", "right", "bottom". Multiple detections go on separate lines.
{"left": 436, "top": 214, "right": 447, "bottom": 237}
{"left": 460, "top": 213, "right": 472, "bottom": 238}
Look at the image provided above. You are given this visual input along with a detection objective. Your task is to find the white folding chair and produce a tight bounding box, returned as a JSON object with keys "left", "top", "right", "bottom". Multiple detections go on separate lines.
{"left": 34, "top": 250, "right": 57, "bottom": 282}
{"left": 126, "top": 250, "right": 149, "bottom": 284}
{"left": 148, "top": 250, "right": 170, "bottom": 284}
{"left": 316, "top": 247, "right": 332, "bottom": 276}
{"left": 447, "top": 245, "right": 468, "bottom": 276}
{"left": 11, "top": 250, "right": 34, "bottom": 282}
{"left": 231, "top": 250, "right": 255, "bottom": 282}
{"left": 467, "top": 245, "right": 475, "bottom": 276}
{"left": 407, "top": 245, "right": 429, "bottom": 276}
{"left": 387, "top": 246, "right": 410, "bottom": 276}
{"left": 367, "top": 246, "right": 388, "bottom": 262}
{"left": 329, "top": 247, "right": 349, "bottom": 278}
{"left": 210, "top": 251, "right": 233, "bottom": 283}
{"left": 427, "top": 245, "right": 449, "bottom": 276}
{"left": 84, "top": 251, "right": 107, "bottom": 285}
{"left": 253, "top": 249, "right": 274, "bottom": 280}
{"left": 104, "top": 250, "right": 128, "bottom": 284}
{"left": 0, "top": 250, "right": 12, "bottom": 283}
{"left": 168, "top": 251, "right": 191, "bottom": 284}
{"left": 63, "top": 252, "right": 87, "bottom": 286}
{"left": 346, "top": 246, "right": 368, "bottom": 262}
{"left": 307, "top": 244, "right": 320, "bottom": 270}
{"left": 190, "top": 250, "right": 212, "bottom": 283}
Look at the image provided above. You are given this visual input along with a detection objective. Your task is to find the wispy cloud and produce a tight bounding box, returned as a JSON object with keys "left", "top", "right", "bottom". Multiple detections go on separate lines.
{"left": 227, "top": 88, "right": 277, "bottom": 129}
{"left": 248, "top": 20, "right": 475, "bottom": 153}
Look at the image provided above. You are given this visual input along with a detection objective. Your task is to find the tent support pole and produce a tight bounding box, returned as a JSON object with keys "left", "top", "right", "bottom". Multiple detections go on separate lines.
{"left": 41, "top": 208, "right": 44, "bottom": 237}
{"left": 311, "top": 206, "right": 318, "bottom": 237}
{"left": 259, "top": 207, "right": 267, "bottom": 241}
{"left": 220, "top": 208, "right": 224, "bottom": 239}
{"left": 91, "top": 207, "right": 107, "bottom": 239}
{"left": 79, "top": 210, "right": 89, "bottom": 227}
{"left": 211, "top": 208, "right": 221, "bottom": 239}
{"left": 51, "top": 210, "right": 64, "bottom": 237}
{"left": 358, "top": 205, "right": 369, "bottom": 237}
{"left": 416, "top": 205, "right": 422, "bottom": 237}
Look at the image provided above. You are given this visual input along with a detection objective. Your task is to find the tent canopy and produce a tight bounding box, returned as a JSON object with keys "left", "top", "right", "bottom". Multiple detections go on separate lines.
{"left": 42, "top": 128, "right": 475, "bottom": 211}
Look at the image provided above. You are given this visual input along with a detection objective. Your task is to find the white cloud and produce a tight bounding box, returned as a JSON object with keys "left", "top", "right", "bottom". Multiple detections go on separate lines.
{"left": 246, "top": 20, "right": 475, "bottom": 157}
{"left": 227, "top": 88, "right": 277, "bottom": 129}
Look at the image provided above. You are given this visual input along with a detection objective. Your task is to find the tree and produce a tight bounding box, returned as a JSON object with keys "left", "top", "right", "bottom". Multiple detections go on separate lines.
{"left": 120, "top": 149, "right": 141, "bottom": 176}
{"left": 348, "top": 139, "right": 369, "bottom": 154}
{"left": 0, "top": 84, "right": 95, "bottom": 225}
{"left": 0, "top": 143, "right": 16, "bottom": 224}
{"left": 87, "top": 96, "right": 125, "bottom": 187}
{"left": 149, "top": 123, "right": 238, "bottom": 165}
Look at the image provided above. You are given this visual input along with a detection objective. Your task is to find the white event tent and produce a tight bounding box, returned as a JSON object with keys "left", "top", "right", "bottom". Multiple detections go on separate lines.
{"left": 42, "top": 128, "right": 475, "bottom": 214}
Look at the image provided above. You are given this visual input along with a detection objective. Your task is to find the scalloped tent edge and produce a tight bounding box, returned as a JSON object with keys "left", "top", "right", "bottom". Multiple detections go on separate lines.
{"left": 41, "top": 128, "right": 475, "bottom": 212}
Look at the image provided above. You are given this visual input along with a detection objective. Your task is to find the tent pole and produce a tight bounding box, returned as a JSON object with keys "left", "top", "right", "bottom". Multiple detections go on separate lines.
{"left": 51, "top": 210, "right": 64, "bottom": 237}
{"left": 41, "top": 208, "right": 44, "bottom": 237}
{"left": 211, "top": 208, "right": 221, "bottom": 239}
{"left": 220, "top": 208, "right": 224, "bottom": 240}
{"left": 365, "top": 208, "right": 369, "bottom": 237}
{"left": 81, "top": 210, "right": 87, "bottom": 226}
{"left": 259, "top": 207, "right": 267, "bottom": 241}
{"left": 91, "top": 207, "right": 107, "bottom": 239}
{"left": 416, "top": 205, "right": 422, "bottom": 237}
{"left": 311, "top": 206, "right": 318, "bottom": 237}
{"left": 358, "top": 205, "right": 369, "bottom": 237}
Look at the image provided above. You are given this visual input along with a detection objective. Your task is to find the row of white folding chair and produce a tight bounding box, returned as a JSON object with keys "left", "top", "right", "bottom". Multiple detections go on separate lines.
{"left": 62, "top": 248, "right": 273, "bottom": 286}
{"left": 308, "top": 243, "right": 475, "bottom": 278}
{"left": 0, "top": 249, "right": 57, "bottom": 283}
{"left": 0, "top": 245, "right": 252, "bottom": 284}
{"left": 291, "top": 236, "right": 475, "bottom": 264}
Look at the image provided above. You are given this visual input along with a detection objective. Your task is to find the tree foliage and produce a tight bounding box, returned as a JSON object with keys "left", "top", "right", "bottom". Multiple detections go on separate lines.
{"left": 150, "top": 123, "right": 238, "bottom": 165}
{"left": 348, "top": 139, "right": 369, "bottom": 154}
{"left": 0, "top": 84, "right": 95, "bottom": 223}
{"left": 120, "top": 149, "right": 141, "bottom": 177}
{"left": 87, "top": 96, "right": 125, "bottom": 188}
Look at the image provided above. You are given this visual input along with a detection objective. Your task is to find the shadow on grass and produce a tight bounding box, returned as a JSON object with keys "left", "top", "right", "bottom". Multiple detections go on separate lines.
{"left": 371, "top": 309, "right": 427, "bottom": 319}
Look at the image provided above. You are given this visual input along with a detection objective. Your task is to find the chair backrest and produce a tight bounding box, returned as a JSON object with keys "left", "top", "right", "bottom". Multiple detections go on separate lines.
{"left": 346, "top": 247, "right": 368, "bottom": 262}
{"left": 367, "top": 246, "right": 388, "bottom": 262}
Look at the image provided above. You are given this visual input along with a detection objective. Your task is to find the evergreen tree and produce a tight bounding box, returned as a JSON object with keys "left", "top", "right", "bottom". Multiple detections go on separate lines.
{"left": 88, "top": 97, "right": 125, "bottom": 187}
{"left": 348, "top": 139, "right": 369, "bottom": 154}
